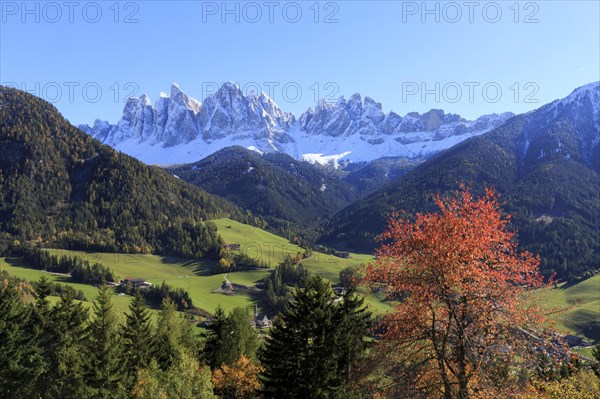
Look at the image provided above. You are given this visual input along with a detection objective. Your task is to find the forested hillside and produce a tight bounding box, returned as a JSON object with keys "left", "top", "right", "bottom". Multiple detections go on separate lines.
{"left": 169, "top": 146, "right": 359, "bottom": 243}
{"left": 322, "top": 84, "right": 600, "bottom": 280}
{"left": 0, "top": 86, "right": 249, "bottom": 259}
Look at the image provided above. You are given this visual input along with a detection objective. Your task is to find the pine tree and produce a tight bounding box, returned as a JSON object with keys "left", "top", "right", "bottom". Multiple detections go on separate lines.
{"left": 31, "top": 276, "right": 88, "bottom": 398}
{"left": 592, "top": 344, "right": 600, "bottom": 377}
{"left": 33, "top": 275, "right": 53, "bottom": 313}
{"left": 222, "top": 307, "right": 259, "bottom": 366}
{"left": 259, "top": 276, "right": 371, "bottom": 399}
{"left": 334, "top": 288, "right": 372, "bottom": 391}
{"left": 0, "top": 281, "right": 43, "bottom": 398}
{"left": 154, "top": 297, "right": 182, "bottom": 369}
{"left": 85, "top": 285, "right": 125, "bottom": 398}
{"left": 204, "top": 305, "right": 227, "bottom": 368}
{"left": 41, "top": 289, "right": 90, "bottom": 398}
{"left": 122, "top": 292, "right": 154, "bottom": 387}
{"left": 204, "top": 306, "right": 259, "bottom": 369}
{"left": 29, "top": 276, "right": 54, "bottom": 396}
{"left": 179, "top": 315, "right": 200, "bottom": 355}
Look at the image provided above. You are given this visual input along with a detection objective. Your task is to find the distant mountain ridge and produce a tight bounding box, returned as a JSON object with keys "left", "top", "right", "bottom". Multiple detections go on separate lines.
{"left": 80, "top": 82, "right": 513, "bottom": 165}
{"left": 320, "top": 81, "right": 600, "bottom": 280}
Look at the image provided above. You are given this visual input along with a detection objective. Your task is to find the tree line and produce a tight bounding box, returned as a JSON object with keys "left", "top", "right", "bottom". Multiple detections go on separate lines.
{"left": 2, "top": 186, "right": 599, "bottom": 398}
{"left": 0, "top": 274, "right": 372, "bottom": 399}
{"left": 0, "top": 87, "right": 266, "bottom": 263}
{"left": 17, "top": 245, "right": 116, "bottom": 284}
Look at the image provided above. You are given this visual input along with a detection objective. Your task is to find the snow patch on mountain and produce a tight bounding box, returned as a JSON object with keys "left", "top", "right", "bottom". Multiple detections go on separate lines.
{"left": 247, "top": 146, "right": 263, "bottom": 155}
{"left": 80, "top": 82, "right": 520, "bottom": 165}
{"left": 302, "top": 151, "right": 352, "bottom": 169}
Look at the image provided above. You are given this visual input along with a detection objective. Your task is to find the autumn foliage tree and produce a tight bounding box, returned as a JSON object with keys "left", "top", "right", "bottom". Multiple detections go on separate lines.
{"left": 365, "top": 186, "right": 549, "bottom": 399}
{"left": 212, "top": 355, "right": 263, "bottom": 399}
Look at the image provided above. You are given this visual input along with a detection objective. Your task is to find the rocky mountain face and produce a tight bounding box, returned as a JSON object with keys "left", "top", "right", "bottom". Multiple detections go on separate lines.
{"left": 299, "top": 95, "right": 505, "bottom": 138}
{"left": 81, "top": 83, "right": 295, "bottom": 148}
{"left": 80, "top": 82, "right": 514, "bottom": 165}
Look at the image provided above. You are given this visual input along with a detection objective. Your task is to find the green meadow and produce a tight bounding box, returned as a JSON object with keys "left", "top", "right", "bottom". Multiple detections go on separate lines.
{"left": 214, "top": 218, "right": 389, "bottom": 313}
{"left": 212, "top": 218, "right": 305, "bottom": 267}
{"left": 536, "top": 274, "right": 600, "bottom": 346}
{"left": 0, "top": 257, "right": 138, "bottom": 315}
{"left": 0, "top": 218, "right": 386, "bottom": 316}
{"left": 2, "top": 218, "right": 596, "bottom": 344}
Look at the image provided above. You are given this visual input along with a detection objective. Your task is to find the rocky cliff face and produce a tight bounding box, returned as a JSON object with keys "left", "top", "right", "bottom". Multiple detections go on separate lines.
{"left": 80, "top": 82, "right": 514, "bottom": 165}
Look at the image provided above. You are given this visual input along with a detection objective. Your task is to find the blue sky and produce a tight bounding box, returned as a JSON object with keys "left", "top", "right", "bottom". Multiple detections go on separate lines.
{"left": 1, "top": 1, "right": 599, "bottom": 125}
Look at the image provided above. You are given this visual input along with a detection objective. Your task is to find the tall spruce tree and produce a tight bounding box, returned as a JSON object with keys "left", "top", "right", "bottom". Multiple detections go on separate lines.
{"left": 154, "top": 297, "right": 182, "bottom": 369}
{"left": 0, "top": 281, "right": 42, "bottom": 398}
{"left": 33, "top": 276, "right": 53, "bottom": 313}
{"left": 36, "top": 289, "right": 90, "bottom": 399}
{"left": 222, "top": 307, "right": 259, "bottom": 366}
{"left": 334, "top": 288, "right": 372, "bottom": 391}
{"left": 204, "top": 305, "right": 227, "bottom": 368}
{"left": 122, "top": 292, "right": 155, "bottom": 387}
{"left": 259, "top": 276, "right": 371, "bottom": 399}
{"left": 203, "top": 306, "right": 259, "bottom": 369}
{"left": 86, "top": 285, "right": 125, "bottom": 399}
{"left": 30, "top": 276, "right": 54, "bottom": 396}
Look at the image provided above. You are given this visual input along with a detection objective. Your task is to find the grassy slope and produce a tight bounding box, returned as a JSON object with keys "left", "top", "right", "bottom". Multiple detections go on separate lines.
{"left": 214, "top": 218, "right": 391, "bottom": 313}
{"left": 214, "top": 218, "right": 375, "bottom": 282}
{"left": 212, "top": 218, "right": 304, "bottom": 267}
{"left": 536, "top": 275, "right": 600, "bottom": 344}
{"left": 0, "top": 257, "right": 136, "bottom": 315}
{"left": 1, "top": 218, "right": 388, "bottom": 316}
{"left": 45, "top": 249, "right": 259, "bottom": 314}
{"left": 8, "top": 218, "right": 595, "bottom": 338}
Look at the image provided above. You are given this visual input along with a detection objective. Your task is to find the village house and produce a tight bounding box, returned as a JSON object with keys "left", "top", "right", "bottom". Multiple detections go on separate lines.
{"left": 120, "top": 277, "right": 152, "bottom": 289}
{"left": 251, "top": 304, "right": 272, "bottom": 328}
{"left": 223, "top": 243, "right": 241, "bottom": 251}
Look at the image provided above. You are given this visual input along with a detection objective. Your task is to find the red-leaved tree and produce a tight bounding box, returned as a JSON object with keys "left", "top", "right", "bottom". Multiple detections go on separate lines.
{"left": 365, "top": 186, "right": 551, "bottom": 399}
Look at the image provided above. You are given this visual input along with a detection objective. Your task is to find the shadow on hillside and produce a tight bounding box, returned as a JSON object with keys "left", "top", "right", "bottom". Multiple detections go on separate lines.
{"left": 158, "top": 256, "right": 217, "bottom": 277}
{"left": 2, "top": 257, "right": 74, "bottom": 285}
{"left": 559, "top": 280, "right": 581, "bottom": 290}
{"left": 570, "top": 317, "right": 600, "bottom": 343}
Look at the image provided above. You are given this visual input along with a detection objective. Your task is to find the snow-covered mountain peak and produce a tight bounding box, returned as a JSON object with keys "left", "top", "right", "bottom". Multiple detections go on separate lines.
{"left": 363, "top": 96, "right": 382, "bottom": 110}
{"left": 170, "top": 82, "right": 181, "bottom": 92}
{"left": 517, "top": 82, "right": 600, "bottom": 166}
{"left": 138, "top": 94, "right": 152, "bottom": 106}
{"left": 567, "top": 81, "right": 600, "bottom": 100}
{"left": 335, "top": 96, "right": 346, "bottom": 107}
{"left": 80, "top": 82, "right": 529, "bottom": 165}
{"left": 197, "top": 81, "right": 293, "bottom": 142}
{"left": 349, "top": 93, "right": 362, "bottom": 102}
{"left": 166, "top": 83, "right": 201, "bottom": 113}
{"left": 556, "top": 82, "right": 600, "bottom": 125}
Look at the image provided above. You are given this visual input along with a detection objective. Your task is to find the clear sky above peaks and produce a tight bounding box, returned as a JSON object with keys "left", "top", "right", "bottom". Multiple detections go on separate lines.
{"left": 1, "top": 1, "right": 598, "bottom": 125}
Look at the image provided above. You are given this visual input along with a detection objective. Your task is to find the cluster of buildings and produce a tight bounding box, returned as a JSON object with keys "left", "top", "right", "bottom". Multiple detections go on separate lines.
{"left": 119, "top": 277, "right": 152, "bottom": 289}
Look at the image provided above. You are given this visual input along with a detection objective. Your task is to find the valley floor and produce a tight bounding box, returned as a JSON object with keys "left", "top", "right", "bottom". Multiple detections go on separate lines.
{"left": 1, "top": 218, "right": 597, "bottom": 349}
